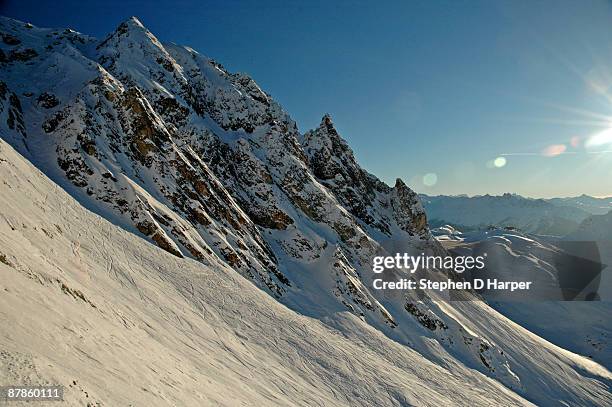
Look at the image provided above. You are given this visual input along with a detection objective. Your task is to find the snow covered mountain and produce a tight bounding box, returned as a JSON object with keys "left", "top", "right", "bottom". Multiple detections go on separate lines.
{"left": 421, "top": 193, "right": 591, "bottom": 236}
{"left": 442, "top": 227, "right": 611, "bottom": 368}
{"left": 1, "top": 16, "right": 611, "bottom": 406}
{"left": 570, "top": 210, "right": 612, "bottom": 241}
{"left": 548, "top": 195, "right": 612, "bottom": 216}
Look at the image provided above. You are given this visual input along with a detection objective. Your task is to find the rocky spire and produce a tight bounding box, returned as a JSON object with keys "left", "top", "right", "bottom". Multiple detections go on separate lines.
{"left": 302, "top": 114, "right": 360, "bottom": 180}
{"left": 302, "top": 115, "right": 431, "bottom": 237}
{"left": 391, "top": 178, "right": 429, "bottom": 236}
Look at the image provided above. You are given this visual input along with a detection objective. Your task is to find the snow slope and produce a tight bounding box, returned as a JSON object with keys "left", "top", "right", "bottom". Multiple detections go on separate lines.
{"left": 0, "top": 134, "right": 540, "bottom": 406}
{"left": 444, "top": 228, "right": 612, "bottom": 369}
{"left": 1, "top": 131, "right": 611, "bottom": 406}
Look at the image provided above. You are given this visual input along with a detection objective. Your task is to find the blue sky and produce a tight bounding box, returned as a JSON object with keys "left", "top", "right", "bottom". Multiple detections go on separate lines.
{"left": 3, "top": 0, "right": 612, "bottom": 197}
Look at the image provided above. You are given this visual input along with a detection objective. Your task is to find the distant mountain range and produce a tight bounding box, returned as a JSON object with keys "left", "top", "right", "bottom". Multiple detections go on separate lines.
{"left": 548, "top": 195, "right": 612, "bottom": 216}
{"left": 420, "top": 193, "right": 612, "bottom": 236}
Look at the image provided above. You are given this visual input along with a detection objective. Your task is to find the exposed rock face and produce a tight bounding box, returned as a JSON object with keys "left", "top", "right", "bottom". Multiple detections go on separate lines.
{"left": 36, "top": 92, "right": 59, "bottom": 108}
{"left": 302, "top": 115, "right": 388, "bottom": 230}
{"left": 0, "top": 81, "right": 27, "bottom": 144}
{"left": 2, "top": 33, "right": 21, "bottom": 45}
{"left": 0, "top": 16, "right": 517, "bottom": 383}
{"left": 302, "top": 114, "right": 432, "bottom": 239}
{"left": 391, "top": 178, "right": 428, "bottom": 236}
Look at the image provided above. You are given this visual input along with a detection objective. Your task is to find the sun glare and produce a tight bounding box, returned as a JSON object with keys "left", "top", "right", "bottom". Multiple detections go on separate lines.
{"left": 586, "top": 127, "right": 612, "bottom": 148}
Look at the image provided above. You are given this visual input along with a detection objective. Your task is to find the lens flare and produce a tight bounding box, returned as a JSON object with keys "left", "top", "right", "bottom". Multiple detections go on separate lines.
{"left": 542, "top": 144, "right": 567, "bottom": 157}
{"left": 493, "top": 157, "right": 507, "bottom": 168}
{"left": 422, "top": 173, "right": 438, "bottom": 187}
{"left": 570, "top": 136, "right": 581, "bottom": 148}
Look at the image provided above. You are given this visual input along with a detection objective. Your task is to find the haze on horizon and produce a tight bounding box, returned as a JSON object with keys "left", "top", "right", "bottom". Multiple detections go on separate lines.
{"left": 2, "top": 0, "right": 612, "bottom": 199}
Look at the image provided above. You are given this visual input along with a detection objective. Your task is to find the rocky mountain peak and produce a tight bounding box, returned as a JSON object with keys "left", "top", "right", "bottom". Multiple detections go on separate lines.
{"left": 321, "top": 112, "right": 334, "bottom": 127}
{"left": 300, "top": 116, "right": 432, "bottom": 238}
{"left": 103, "top": 16, "right": 152, "bottom": 42}
{"left": 96, "top": 15, "right": 181, "bottom": 83}
{"left": 316, "top": 113, "right": 342, "bottom": 140}
{"left": 392, "top": 177, "right": 429, "bottom": 236}
{"left": 126, "top": 16, "right": 146, "bottom": 28}
{"left": 302, "top": 114, "right": 359, "bottom": 179}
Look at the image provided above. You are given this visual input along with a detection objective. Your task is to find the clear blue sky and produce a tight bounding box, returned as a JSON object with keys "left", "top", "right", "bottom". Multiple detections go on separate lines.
{"left": 3, "top": 0, "right": 612, "bottom": 198}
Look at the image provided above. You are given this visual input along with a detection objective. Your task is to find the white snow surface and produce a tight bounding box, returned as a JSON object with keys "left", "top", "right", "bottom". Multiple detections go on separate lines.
{"left": 0, "top": 138, "right": 540, "bottom": 406}
{"left": 445, "top": 228, "right": 612, "bottom": 370}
